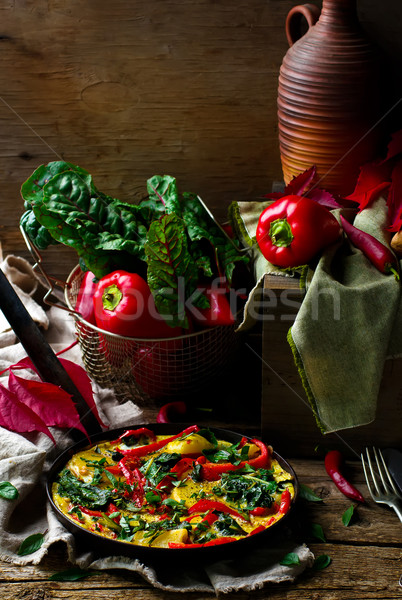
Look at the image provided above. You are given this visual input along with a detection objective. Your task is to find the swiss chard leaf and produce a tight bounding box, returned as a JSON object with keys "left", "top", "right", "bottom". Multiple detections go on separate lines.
{"left": 181, "top": 192, "right": 247, "bottom": 283}
{"left": 145, "top": 214, "right": 205, "bottom": 328}
{"left": 147, "top": 175, "right": 181, "bottom": 215}
{"left": 21, "top": 161, "right": 90, "bottom": 210}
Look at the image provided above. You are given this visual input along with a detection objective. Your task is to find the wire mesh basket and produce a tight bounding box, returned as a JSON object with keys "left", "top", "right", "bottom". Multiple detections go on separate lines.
{"left": 64, "top": 265, "right": 240, "bottom": 403}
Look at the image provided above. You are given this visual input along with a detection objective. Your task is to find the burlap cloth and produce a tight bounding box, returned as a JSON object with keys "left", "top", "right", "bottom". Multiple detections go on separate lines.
{"left": 0, "top": 255, "right": 314, "bottom": 594}
{"left": 231, "top": 195, "right": 402, "bottom": 434}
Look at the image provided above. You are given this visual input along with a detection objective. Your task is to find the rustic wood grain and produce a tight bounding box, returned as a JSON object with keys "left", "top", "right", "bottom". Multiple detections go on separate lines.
{"left": 0, "top": 0, "right": 400, "bottom": 281}
{"left": 1, "top": 458, "right": 401, "bottom": 599}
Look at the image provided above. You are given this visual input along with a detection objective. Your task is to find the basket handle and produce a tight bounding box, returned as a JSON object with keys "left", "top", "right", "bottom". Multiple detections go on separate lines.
{"left": 20, "top": 224, "right": 82, "bottom": 317}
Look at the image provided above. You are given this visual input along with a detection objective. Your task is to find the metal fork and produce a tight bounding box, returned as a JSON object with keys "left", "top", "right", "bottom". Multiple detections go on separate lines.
{"left": 361, "top": 447, "right": 402, "bottom": 523}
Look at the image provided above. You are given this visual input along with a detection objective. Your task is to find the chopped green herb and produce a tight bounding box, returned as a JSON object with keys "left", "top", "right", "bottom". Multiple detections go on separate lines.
{"left": 313, "top": 554, "right": 331, "bottom": 570}
{"left": 17, "top": 533, "right": 45, "bottom": 556}
{"left": 0, "top": 481, "right": 19, "bottom": 501}
{"left": 310, "top": 522, "right": 326, "bottom": 542}
{"left": 299, "top": 483, "right": 323, "bottom": 502}
{"left": 342, "top": 504, "right": 356, "bottom": 526}
{"left": 280, "top": 552, "right": 301, "bottom": 566}
{"left": 49, "top": 567, "right": 94, "bottom": 581}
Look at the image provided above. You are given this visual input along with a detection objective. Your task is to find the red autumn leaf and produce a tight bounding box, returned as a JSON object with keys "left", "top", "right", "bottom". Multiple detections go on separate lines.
{"left": 387, "top": 160, "right": 402, "bottom": 231}
{"left": 284, "top": 165, "right": 317, "bottom": 196}
{"left": 263, "top": 166, "right": 317, "bottom": 200}
{"left": 11, "top": 357, "right": 105, "bottom": 427}
{"left": 307, "top": 187, "right": 343, "bottom": 209}
{"left": 8, "top": 372, "right": 88, "bottom": 438}
{"left": 345, "top": 161, "right": 392, "bottom": 208}
{"left": 381, "top": 129, "right": 402, "bottom": 163}
{"left": 0, "top": 382, "right": 55, "bottom": 443}
{"left": 59, "top": 358, "right": 106, "bottom": 427}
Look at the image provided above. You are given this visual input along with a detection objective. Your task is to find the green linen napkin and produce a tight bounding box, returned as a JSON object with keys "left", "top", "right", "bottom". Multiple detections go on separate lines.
{"left": 231, "top": 196, "right": 402, "bottom": 433}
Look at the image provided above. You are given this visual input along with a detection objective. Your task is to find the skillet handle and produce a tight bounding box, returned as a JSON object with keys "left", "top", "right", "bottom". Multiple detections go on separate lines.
{"left": 0, "top": 268, "right": 102, "bottom": 437}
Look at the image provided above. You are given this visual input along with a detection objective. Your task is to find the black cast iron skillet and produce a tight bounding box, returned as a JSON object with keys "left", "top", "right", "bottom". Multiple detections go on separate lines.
{"left": 46, "top": 423, "right": 299, "bottom": 564}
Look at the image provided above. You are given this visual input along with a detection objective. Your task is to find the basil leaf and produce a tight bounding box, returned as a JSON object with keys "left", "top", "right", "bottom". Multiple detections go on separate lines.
{"left": 0, "top": 481, "right": 19, "bottom": 500}
{"left": 299, "top": 483, "right": 323, "bottom": 502}
{"left": 280, "top": 552, "right": 301, "bottom": 566}
{"left": 342, "top": 504, "right": 356, "bottom": 526}
{"left": 49, "top": 567, "right": 93, "bottom": 581}
{"left": 145, "top": 214, "right": 204, "bottom": 328}
{"left": 17, "top": 533, "right": 44, "bottom": 556}
{"left": 310, "top": 522, "right": 326, "bottom": 542}
{"left": 313, "top": 554, "right": 331, "bottom": 570}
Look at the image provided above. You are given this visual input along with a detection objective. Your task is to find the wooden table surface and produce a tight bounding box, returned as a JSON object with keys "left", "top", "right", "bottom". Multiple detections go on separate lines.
{"left": 1, "top": 402, "right": 401, "bottom": 600}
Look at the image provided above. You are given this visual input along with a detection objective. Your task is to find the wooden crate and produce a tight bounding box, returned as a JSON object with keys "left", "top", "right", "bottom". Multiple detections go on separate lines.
{"left": 261, "top": 274, "right": 402, "bottom": 458}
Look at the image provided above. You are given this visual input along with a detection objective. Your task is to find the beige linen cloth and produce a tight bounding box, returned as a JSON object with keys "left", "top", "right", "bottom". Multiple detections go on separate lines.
{"left": 0, "top": 255, "right": 314, "bottom": 594}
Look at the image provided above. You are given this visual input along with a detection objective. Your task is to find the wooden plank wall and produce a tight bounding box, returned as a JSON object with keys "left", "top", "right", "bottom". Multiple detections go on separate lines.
{"left": 0, "top": 0, "right": 401, "bottom": 281}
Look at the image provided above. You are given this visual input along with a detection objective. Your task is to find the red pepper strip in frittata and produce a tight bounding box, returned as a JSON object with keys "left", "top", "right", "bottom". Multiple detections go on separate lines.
{"left": 112, "top": 427, "right": 156, "bottom": 445}
{"left": 168, "top": 537, "right": 237, "bottom": 549}
{"left": 187, "top": 499, "right": 246, "bottom": 521}
{"left": 156, "top": 457, "right": 195, "bottom": 491}
{"left": 200, "top": 439, "right": 271, "bottom": 481}
{"left": 117, "top": 425, "right": 200, "bottom": 457}
{"left": 278, "top": 488, "right": 292, "bottom": 514}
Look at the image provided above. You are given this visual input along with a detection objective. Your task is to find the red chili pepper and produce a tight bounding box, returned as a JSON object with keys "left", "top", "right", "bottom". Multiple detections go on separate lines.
{"left": 93, "top": 270, "right": 182, "bottom": 338}
{"left": 118, "top": 425, "right": 200, "bottom": 457}
{"left": 256, "top": 195, "right": 341, "bottom": 268}
{"left": 200, "top": 439, "right": 271, "bottom": 481}
{"left": 156, "top": 401, "right": 187, "bottom": 424}
{"left": 340, "top": 215, "right": 400, "bottom": 280}
{"left": 324, "top": 450, "right": 365, "bottom": 503}
{"left": 191, "top": 284, "right": 235, "bottom": 327}
{"left": 187, "top": 499, "right": 246, "bottom": 521}
{"left": 278, "top": 488, "right": 292, "bottom": 514}
{"left": 75, "top": 271, "right": 97, "bottom": 324}
{"left": 168, "top": 537, "right": 237, "bottom": 549}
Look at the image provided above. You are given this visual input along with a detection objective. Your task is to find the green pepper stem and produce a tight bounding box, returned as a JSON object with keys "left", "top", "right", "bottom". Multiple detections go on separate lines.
{"left": 269, "top": 218, "right": 294, "bottom": 247}
{"left": 102, "top": 284, "right": 123, "bottom": 311}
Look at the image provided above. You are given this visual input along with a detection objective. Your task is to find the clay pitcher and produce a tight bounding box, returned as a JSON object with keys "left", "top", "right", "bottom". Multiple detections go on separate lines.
{"left": 277, "top": 0, "right": 382, "bottom": 196}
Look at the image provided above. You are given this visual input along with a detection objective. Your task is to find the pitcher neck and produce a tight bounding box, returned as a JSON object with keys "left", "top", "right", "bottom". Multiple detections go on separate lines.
{"left": 320, "top": 0, "right": 358, "bottom": 26}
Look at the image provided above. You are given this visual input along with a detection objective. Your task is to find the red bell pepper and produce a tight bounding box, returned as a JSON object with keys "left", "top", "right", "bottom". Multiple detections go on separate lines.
{"left": 248, "top": 525, "right": 267, "bottom": 536}
{"left": 278, "top": 488, "right": 292, "bottom": 515}
{"left": 256, "top": 195, "right": 341, "bottom": 268}
{"left": 191, "top": 283, "right": 235, "bottom": 327}
{"left": 75, "top": 270, "right": 97, "bottom": 324}
{"left": 200, "top": 439, "right": 271, "bottom": 481}
{"left": 112, "top": 427, "right": 156, "bottom": 445}
{"left": 250, "top": 505, "right": 277, "bottom": 517}
{"left": 156, "top": 457, "right": 195, "bottom": 491}
{"left": 118, "top": 425, "right": 200, "bottom": 457}
{"left": 168, "top": 537, "right": 237, "bottom": 549}
{"left": 156, "top": 401, "right": 187, "bottom": 423}
{"left": 93, "top": 270, "right": 182, "bottom": 338}
{"left": 187, "top": 499, "right": 246, "bottom": 521}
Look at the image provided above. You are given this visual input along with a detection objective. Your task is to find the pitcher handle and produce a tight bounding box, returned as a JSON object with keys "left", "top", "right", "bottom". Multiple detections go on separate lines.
{"left": 285, "top": 3, "right": 321, "bottom": 47}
